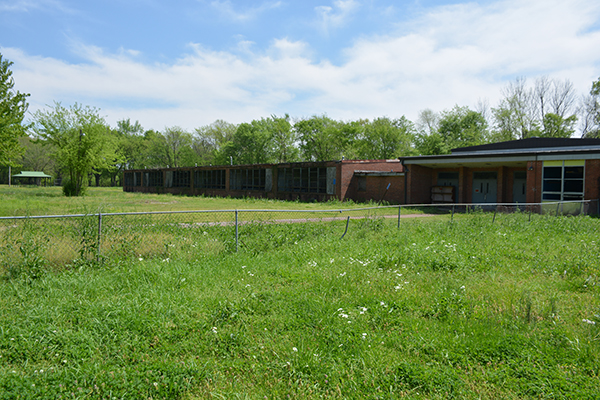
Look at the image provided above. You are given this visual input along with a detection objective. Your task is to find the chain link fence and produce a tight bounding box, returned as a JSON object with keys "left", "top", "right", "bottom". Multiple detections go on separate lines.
{"left": 1, "top": 200, "right": 597, "bottom": 275}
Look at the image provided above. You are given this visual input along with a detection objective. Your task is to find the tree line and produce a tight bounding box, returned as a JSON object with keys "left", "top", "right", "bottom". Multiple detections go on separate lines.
{"left": 1, "top": 52, "right": 600, "bottom": 195}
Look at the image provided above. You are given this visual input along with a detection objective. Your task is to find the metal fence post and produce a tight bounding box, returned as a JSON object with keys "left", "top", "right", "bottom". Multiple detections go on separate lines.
{"left": 235, "top": 209, "right": 239, "bottom": 252}
{"left": 341, "top": 216, "right": 350, "bottom": 239}
{"left": 97, "top": 212, "right": 102, "bottom": 263}
{"left": 397, "top": 206, "right": 401, "bottom": 228}
{"left": 451, "top": 205, "right": 455, "bottom": 223}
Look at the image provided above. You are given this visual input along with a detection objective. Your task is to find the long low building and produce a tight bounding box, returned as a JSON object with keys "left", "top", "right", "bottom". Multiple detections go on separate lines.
{"left": 123, "top": 159, "right": 405, "bottom": 204}
{"left": 123, "top": 138, "right": 600, "bottom": 213}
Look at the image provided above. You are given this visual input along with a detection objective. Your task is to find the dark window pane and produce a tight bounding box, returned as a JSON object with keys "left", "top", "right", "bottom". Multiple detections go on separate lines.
{"left": 564, "top": 167, "right": 583, "bottom": 179}
{"left": 543, "top": 167, "right": 561, "bottom": 179}
{"left": 543, "top": 179, "right": 561, "bottom": 192}
{"left": 563, "top": 180, "right": 583, "bottom": 193}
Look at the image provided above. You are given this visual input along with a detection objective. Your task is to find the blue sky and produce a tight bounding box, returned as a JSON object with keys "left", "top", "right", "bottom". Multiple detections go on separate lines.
{"left": 1, "top": 0, "right": 600, "bottom": 131}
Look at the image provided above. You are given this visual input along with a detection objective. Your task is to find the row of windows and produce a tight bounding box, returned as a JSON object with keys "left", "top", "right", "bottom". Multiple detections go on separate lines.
{"left": 195, "top": 170, "right": 226, "bottom": 189}
{"left": 126, "top": 169, "right": 266, "bottom": 190}
{"left": 278, "top": 167, "right": 328, "bottom": 193}
{"left": 172, "top": 171, "right": 190, "bottom": 188}
{"left": 230, "top": 169, "right": 266, "bottom": 191}
{"left": 147, "top": 171, "right": 163, "bottom": 187}
{"left": 124, "top": 172, "right": 142, "bottom": 187}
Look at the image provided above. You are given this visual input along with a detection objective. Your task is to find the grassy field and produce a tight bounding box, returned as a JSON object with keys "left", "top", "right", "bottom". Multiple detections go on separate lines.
{"left": 0, "top": 188, "right": 599, "bottom": 399}
{"left": 0, "top": 185, "right": 388, "bottom": 217}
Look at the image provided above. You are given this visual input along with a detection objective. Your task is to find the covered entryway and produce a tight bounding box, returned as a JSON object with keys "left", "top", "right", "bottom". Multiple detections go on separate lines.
{"left": 472, "top": 172, "right": 497, "bottom": 203}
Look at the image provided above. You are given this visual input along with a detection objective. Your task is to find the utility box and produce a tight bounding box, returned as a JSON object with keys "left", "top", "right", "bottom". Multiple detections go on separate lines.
{"left": 431, "top": 186, "right": 454, "bottom": 203}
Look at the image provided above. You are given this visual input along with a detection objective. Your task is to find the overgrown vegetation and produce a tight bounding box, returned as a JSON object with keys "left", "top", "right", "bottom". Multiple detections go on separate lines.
{"left": 0, "top": 197, "right": 598, "bottom": 398}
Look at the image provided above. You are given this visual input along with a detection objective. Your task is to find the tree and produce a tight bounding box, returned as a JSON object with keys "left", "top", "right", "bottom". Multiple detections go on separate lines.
{"left": 193, "top": 120, "right": 237, "bottom": 165}
{"left": 491, "top": 77, "right": 536, "bottom": 140}
{"left": 161, "top": 126, "right": 194, "bottom": 167}
{"left": 357, "top": 116, "right": 415, "bottom": 159}
{"left": 540, "top": 113, "right": 577, "bottom": 138}
{"left": 415, "top": 105, "right": 488, "bottom": 155}
{"left": 436, "top": 105, "right": 489, "bottom": 151}
{"left": 218, "top": 119, "right": 274, "bottom": 165}
{"left": 295, "top": 115, "right": 352, "bottom": 161}
{"left": 19, "top": 136, "right": 56, "bottom": 175}
{"left": 32, "top": 102, "right": 114, "bottom": 196}
{"left": 270, "top": 114, "right": 299, "bottom": 163}
{"left": 581, "top": 77, "right": 600, "bottom": 138}
{"left": 0, "top": 53, "right": 30, "bottom": 168}
{"left": 492, "top": 76, "right": 578, "bottom": 140}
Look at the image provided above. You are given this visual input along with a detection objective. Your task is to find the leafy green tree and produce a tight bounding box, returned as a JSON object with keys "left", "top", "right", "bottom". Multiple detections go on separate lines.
{"left": 492, "top": 77, "right": 537, "bottom": 140}
{"left": 270, "top": 114, "right": 299, "bottom": 163}
{"left": 414, "top": 130, "right": 447, "bottom": 155}
{"left": 19, "top": 136, "right": 56, "bottom": 176}
{"left": 147, "top": 126, "right": 194, "bottom": 168}
{"left": 438, "top": 106, "right": 488, "bottom": 152}
{"left": 581, "top": 77, "right": 600, "bottom": 138}
{"left": 357, "top": 116, "right": 415, "bottom": 159}
{"left": 31, "top": 102, "right": 114, "bottom": 196}
{"left": 540, "top": 113, "right": 577, "bottom": 138}
{"left": 193, "top": 120, "right": 237, "bottom": 165}
{"left": 295, "top": 115, "right": 352, "bottom": 161}
{"left": 218, "top": 119, "right": 274, "bottom": 165}
{"left": 0, "top": 53, "right": 30, "bottom": 168}
{"left": 492, "top": 77, "right": 578, "bottom": 140}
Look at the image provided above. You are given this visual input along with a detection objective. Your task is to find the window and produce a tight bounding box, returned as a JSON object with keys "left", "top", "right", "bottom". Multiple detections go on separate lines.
{"left": 542, "top": 161, "right": 584, "bottom": 201}
{"left": 194, "top": 170, "right": 226, "bottom": 189}
{"left": 172, "top": 170, "right": 190, "bottom": 188}
{"left": 124, "top": 172, "right": 134, "bottom": 187}
{"left": 147, "top": 171, "right": 163, "bottom": 187}
{"left": 278, "top": 167, "right": 327, "bottom": 193}
{"left": 230, "top": 169, "right": 266, "bottom": 191}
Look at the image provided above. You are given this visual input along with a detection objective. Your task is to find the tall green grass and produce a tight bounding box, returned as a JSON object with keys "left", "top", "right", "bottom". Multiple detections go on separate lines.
{"left": 0, "top": 212, "right": 599, "bottom": 399}
{"left": 0, "top": 186, "right": 395, "bottom": 217}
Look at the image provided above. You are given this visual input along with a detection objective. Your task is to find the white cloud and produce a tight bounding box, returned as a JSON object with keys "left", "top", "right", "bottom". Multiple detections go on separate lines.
{"left": 315, "top": 0, "right": 360, "bottom": 35}
{"left": 209, "top": 0, "right": 282, "bottom": 22}
{"left": 0, "top": 0, "right": 74, "bottom": 13}
{"left": 4, "top": 0, "right": 600, "bottom": 132}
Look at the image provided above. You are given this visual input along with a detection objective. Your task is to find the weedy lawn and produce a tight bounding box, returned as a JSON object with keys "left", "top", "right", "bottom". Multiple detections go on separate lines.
{"left": 0, "top": 210, "right": 599, "bottom": 399}
{"left": 0, "top": 186, "right": 385, "bottom": 217}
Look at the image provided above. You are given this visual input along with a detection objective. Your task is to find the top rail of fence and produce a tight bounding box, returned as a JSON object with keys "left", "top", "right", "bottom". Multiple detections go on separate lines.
{"left": 0, "top": 200, "right": 593, "bottom": 221}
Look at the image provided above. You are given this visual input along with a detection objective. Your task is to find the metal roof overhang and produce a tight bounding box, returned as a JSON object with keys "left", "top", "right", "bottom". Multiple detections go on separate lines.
{"left": 401, "top": 149, "right": 600, "bottom": 169}
{"left": 12, "top": 171, "right": 52, "bottom": 178}
{"left": 354, "top": 170, "right": 404, "bottom": 176}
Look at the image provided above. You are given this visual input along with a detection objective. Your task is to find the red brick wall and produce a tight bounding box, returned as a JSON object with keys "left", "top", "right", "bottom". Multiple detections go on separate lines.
{"left": 406, "top": 164, "right": 434, "bottom": 204}
{"left": 350, "top": 175, "right": 405, "bottom": 204}
{"left": 585, "top": 159, "right": 600, "bottom": 201}
{"left": 340, "top": 160, "right": 403, "bottom": 203}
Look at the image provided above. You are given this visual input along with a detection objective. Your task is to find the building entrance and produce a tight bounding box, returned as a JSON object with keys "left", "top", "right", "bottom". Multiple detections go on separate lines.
{"left": 472, "top": 172, "right": 497, "bottom": 203}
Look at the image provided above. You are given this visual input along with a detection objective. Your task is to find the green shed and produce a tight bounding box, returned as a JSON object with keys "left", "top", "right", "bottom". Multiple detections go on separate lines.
{"left": 12, "top": 171, "right": 52, "bottom": 186}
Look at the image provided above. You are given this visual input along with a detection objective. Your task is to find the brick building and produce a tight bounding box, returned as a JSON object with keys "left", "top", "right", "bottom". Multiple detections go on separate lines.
{"left": 123, "top": 159, "right": 404, "bottom": 204}
{"left": 399, "top": 138, "right": 600, "bottom": 213}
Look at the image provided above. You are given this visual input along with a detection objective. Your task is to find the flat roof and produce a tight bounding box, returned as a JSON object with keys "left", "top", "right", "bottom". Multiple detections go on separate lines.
{"left": 401, "top": 138, "right": 600, "bottom": 168}
{"left": 12, "top": 171, "right": 52, "bottom": 178}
